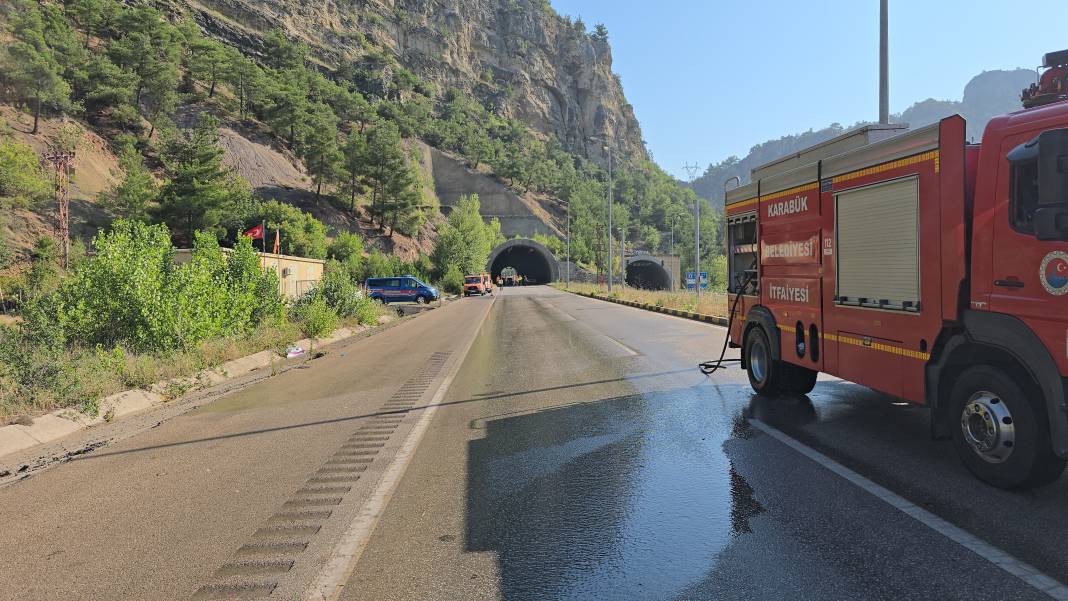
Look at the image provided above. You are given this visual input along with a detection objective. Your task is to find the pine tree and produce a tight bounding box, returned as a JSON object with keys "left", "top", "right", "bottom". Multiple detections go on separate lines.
{"left": 39, "top": 2, "right": 90, "bottom": 94}
{"left": 460, "top": 124, "right": 492, "bottom": 170}
{"left": 3, "top": 2, "right": 71, "bottom": 134}
{"left": 262, "top": 29, "right": 308, "bottom": 71}
{"left": 185, "top": 34, "right": 228, "bottom": 98}
{"left": 142, "top": 62, "right": 179, "bottom": 137}
{"left": 361, "top": 121, "right": 411, "bottom": 228}
{"left": 155, "top": 115, "right": 247, "bottom": 245}
{"left": 108, "top": 6, "right": 180, "bottom": 110}
{"left": 224, "top": 49, "right": 263, "bottom": 121}
{"left": 383, "top": 173, "right": 422, "bottom": 237}
{"left": 100, "top": 144, "right": 157, "bottom": 221}
{"left": 332, "top": 87, "right": 373, "bottom": 132}
{"left": 65, "top": 0, "right": 120, "bottom": 48}
{"left": 340, "top": 130, "right": 368, "bottom": 216}
{"left": 302, "top": 103, "right": 343, "bottom": 202}
{"left": 79, "top": 54, "right": 137, "bottom": 118}
{"left": 265, "top": 70, "right": 310, "bottom": 147}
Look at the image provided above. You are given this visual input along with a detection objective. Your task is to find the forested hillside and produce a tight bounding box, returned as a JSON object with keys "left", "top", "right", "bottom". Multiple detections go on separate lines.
{"left": 689, "top": 69, "right": 1036, "bottom": 207}
{"left": 0, "top": 0, "right": 722, "bottom": 418}
{"left": 0, "top": 0, "right": 719, "bottom": 285}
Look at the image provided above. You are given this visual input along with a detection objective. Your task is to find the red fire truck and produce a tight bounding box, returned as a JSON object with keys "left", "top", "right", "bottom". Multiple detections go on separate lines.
{"left": 726, "top": 50, "right": 1068, "bottom": 489}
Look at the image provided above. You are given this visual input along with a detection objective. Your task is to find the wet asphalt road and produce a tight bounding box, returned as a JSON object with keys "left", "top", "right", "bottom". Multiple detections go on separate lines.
{"left": 344, "top": 286, "right": 1067, "bottom": 601}
{"left": 3, "top": 286, "right": 1068, "bottom": 600}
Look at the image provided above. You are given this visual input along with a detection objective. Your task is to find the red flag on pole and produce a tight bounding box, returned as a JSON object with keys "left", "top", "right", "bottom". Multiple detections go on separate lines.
{"left": 273, "top": 228, "right": 280, "bottom": 255}
{"left": 243, "top": 224, "right": 264, "bottom": 239}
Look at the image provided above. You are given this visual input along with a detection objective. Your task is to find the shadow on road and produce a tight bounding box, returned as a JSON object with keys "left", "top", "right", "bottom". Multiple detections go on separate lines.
{"left": 70, "top": 368, "right": 702, "bottom": 463}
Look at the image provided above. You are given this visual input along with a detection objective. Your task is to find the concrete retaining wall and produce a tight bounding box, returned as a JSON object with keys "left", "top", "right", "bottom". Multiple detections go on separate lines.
{"left": 430, "top": 148, "right": 555, "bottom": 238}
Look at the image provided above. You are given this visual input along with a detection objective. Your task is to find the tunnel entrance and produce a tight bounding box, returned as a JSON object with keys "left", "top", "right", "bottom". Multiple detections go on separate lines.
{"left": 626, "top": 259, "right": 672, "bottom": 290}
{"left": 487, "top": 239, "right": 559, "bottom": 285}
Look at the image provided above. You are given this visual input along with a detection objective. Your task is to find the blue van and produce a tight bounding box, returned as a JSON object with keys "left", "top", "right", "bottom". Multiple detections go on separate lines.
{"left": 365, "top": 275, "right": 439, "bottom": 304}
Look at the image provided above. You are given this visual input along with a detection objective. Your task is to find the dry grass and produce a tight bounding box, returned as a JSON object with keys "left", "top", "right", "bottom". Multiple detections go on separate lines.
{"left": 0, "top": 319, "right": 305, "bottom": 423}
{"left": 558, "top": 282, "right": 728, "bottom": 317}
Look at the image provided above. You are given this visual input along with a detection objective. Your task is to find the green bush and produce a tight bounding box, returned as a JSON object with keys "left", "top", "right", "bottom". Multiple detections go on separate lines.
{"left": 441, "top": 264, "right": 464, "bottom": 294}
{"left": 310, "top": 265, "right": 380, "bottom": 326}
{"left": 327, "top": 231, "right": 365, "bottom": 262}
{"left": 353, "top": 295, "right": 379, "bottom": 326}
{"left": 26, "top": 236, "right": 60, "bottom": 299}
{"left": 258, "top": 200, "right": 328, "bottom": 259}
{"left": 291, "top": 293, "right": 339, "bottom": 338}
{"left": 430, "top": 194, "right": 503, "bottom": 280}
{"left": 0, "top": 233, "right": 13, "bottom": 271}
{"left": 318, "top": 267, "right": 363, "bottom": 318}
{"left": 0, "top": 140, "right": 50, "bottom": 208}
{"left": 35, "top": 221, "right": 283, "bottom": 353}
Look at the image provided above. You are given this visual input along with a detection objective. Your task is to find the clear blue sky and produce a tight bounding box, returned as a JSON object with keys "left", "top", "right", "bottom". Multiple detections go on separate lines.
{"left": 549, "top": 0, "right": 1065, "bottom": 179}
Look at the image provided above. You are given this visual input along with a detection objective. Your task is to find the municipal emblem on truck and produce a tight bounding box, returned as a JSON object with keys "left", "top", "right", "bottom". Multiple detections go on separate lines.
{"left": 1040, "top": 251, "right": 1068, "bottom": 296}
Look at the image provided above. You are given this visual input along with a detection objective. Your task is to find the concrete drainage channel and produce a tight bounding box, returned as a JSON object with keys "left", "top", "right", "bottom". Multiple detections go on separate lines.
{"left": 192, "top": 352, "right": 452, "bottom": 600}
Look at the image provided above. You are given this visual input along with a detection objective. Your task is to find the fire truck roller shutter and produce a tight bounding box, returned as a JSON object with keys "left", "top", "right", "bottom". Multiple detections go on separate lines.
{"left": 835, "top": 176, "right": 920, "bottom": 311}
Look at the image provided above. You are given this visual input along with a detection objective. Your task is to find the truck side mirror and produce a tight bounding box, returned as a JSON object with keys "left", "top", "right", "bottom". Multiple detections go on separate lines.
{"left": 1038, "top": 128, "right": 1068, "bottom": 207}
{"left": 1034, "top": 207, "right": 1068, "bottom": 241}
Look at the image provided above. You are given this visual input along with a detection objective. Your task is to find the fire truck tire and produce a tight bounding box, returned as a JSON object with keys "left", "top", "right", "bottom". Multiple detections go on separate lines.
{"left": 782, "top": 365, "right": 818, "bottom": 395}
{"left": 745, "top": 327, "right": 783, "bottom": 396}
{"left": 950, "top": 366, "right": 1066, "bottom": 489}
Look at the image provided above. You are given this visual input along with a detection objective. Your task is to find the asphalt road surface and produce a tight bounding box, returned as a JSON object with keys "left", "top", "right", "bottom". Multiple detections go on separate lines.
{"left": 3, "top": 286, "right": 1068, "bottom": 600}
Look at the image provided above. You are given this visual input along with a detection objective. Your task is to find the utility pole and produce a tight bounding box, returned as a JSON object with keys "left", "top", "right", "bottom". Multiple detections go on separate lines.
{"left": 684, "top": 163, "right": 702, "bottom": 301}
{"left": 42, "top": 148, "right": 75, "bottom": 270}
{"left": 879, "top": 0, "right": 889, "bottom": 124}
{"left": 618, "top": 228, "right": 626, "bottom": 288}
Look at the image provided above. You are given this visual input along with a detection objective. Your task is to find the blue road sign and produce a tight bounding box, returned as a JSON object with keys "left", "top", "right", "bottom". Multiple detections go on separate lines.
{"left": 685, "top": 271, "right": 709, "bottom": 290}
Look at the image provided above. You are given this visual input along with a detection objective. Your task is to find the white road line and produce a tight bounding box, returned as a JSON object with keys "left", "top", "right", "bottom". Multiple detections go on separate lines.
{"left": 302, "top": 299, "right": 494, "bottom": 601}
{"left": 602, "top": 334, "right": 640, "bottom": 356}
{"left": 749, "top": 418, "right": 1068, "bottom": 600}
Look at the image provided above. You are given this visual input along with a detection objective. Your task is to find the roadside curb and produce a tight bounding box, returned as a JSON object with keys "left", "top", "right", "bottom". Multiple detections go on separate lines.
{"left": 562, "top": 289, "right": 729, "bottom": 327}
{"left": 0, "top": 317, "right": 396, "bottom": 462}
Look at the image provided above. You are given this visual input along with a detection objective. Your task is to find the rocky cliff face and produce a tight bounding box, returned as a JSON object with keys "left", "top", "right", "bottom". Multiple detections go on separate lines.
{"left": 184, "top": 0, "right": 646, "bottom": 164}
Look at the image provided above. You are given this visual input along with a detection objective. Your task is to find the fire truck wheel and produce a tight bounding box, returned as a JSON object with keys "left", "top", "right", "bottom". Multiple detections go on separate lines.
{"left": 744, "top": 327, "right": 783, "bottom": 396}
{"left": 782, "top": 365, "right": 818, "bottom": 395}
{"left": 950, "top": 367, "right": 1066, "bottom": 489}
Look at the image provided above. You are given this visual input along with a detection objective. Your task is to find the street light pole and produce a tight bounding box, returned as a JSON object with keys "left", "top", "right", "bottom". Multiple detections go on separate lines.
{"left": 566, "top": 203, "right": 571, "bottom": 288}
{"left": 694, "top": 199, "right": 701, "bottom": 303}
{"left": 683, "top": 163, "right": 702, "bottom": 302}
{"left": 670, "top": 214, "right": 680, "bottom": 256}
{"left": 587, "top": 135, "right": 614, "bottom": 292}
{"left": 606, "top": 146, "right": 614, "bottom": 292}
{"left": 879, "top": 0, "right": 889, "bottom": 125}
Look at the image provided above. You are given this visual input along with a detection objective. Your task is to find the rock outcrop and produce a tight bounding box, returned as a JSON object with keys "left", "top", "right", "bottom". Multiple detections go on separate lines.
{"left": 183, "top": 0, "right": 646, "bottom": 164}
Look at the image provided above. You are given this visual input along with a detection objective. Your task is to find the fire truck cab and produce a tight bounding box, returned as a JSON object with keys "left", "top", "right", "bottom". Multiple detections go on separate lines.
{"left": 726, "top": 51, "right": 1068, "bottom": 489}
